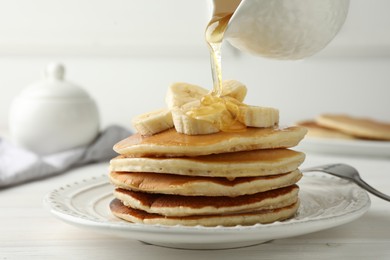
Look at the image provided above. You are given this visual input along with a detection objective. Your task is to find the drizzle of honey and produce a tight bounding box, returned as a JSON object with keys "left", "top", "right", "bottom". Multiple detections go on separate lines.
{"left": 205, "top": 13, "right": 233, "bottom": 96}
{"left": 186, "top": 2, "right": 246, "bottom": 132}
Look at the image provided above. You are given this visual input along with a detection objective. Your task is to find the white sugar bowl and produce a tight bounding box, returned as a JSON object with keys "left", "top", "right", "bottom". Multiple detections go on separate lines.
{"left": 9, "top": 63, "right": 100, "bottom": 155}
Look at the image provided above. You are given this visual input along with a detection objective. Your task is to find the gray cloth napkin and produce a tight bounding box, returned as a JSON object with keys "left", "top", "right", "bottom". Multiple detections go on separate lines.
{"left": 0, "top": 125, "right": 131, "bottom": 188}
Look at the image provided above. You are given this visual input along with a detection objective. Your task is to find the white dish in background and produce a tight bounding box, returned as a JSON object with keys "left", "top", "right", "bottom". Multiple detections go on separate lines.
{"left": 44, "top": 174, "right": 370, "bottom": 250}
{"left": 298, "top": 137, "right": 390, "bottom": 158}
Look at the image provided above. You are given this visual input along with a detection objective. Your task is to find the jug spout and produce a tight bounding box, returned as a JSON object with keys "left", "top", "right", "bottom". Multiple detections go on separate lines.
{"left": 211, "top": 0, "right": 241, "bottom": 17}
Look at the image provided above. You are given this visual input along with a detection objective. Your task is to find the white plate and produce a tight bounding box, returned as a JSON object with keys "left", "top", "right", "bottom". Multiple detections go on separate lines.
{"left": 298, "top": 137, "right": 390, "bottom": 158}
{"left": 44, "top": 174, "right": 370, "bottom": 250}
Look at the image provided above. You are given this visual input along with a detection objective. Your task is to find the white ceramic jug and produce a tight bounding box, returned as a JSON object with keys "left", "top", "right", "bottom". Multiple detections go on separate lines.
{"left": 212, "top": 0, "right": 350, "bottom": 59}
{"left": 9, "top": 63, "right": 100, "bottom": 155}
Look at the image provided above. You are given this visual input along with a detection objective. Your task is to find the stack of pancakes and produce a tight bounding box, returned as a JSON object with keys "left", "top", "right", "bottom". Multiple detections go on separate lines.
{"left": 109, "top": 126, "right": 307, "bottom": 227}
{"left": 297, "top": 114, "right": 390, "bottom": 141}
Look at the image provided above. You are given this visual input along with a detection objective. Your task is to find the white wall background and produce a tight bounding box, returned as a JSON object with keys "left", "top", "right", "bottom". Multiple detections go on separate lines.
{"left": 0, "top": 0, "right": 389, "bottom": 132}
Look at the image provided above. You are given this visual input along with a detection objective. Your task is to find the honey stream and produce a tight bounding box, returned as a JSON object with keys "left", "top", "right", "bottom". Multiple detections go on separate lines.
{"left": 187, "top": 3, "right": 246, "bottom": 132}
{"left": 205, "top": 13, "right": 234, "bottom": 96}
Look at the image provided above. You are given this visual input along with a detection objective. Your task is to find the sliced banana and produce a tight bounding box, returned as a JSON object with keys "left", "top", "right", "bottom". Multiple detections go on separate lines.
{"left": 163, "top": 81, "right": 278, "bottom": 135}
{"left": 221, "top": 80, "right": 247, "bottom": 102}
{"left": 238, "top": 106, "right": 279, "bottom": 128}
{"left": 171, "top": 102, "right": 220, "bottom": 135}
{"left": 132, "top": 108, "right": 174, "bottom": 136}
{"left": 165, "top": 82, "right": 209, "bottom": 109}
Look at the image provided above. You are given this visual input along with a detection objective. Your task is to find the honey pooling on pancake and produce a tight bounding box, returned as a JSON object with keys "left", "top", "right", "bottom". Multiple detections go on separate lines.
{"left": 188, "top": 95, "right": 247, "bottom": 132}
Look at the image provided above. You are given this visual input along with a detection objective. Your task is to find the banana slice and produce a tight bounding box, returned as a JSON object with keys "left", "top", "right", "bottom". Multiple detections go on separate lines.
{"left": 132, "top": 108, "right": 174, "bottom": 136}
{"left": 165, "top": 82, "right": 209, "bottom": 109}
{"left": 238, "top": 106, "right": 279, "bottom": 128}
{"left": 221, "top": 80, "right": 247, "bottom": 102}
{"left": 171, "top": 102, "right": 220, "bottom": 135}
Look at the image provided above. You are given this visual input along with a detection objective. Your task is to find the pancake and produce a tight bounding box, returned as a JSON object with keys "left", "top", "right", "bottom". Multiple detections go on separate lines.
{"left": 109, "top": 170, "right": 302, "bottom": 197}
{"left": 113, "top": 185, "right": 299, "bottom": 217}
{"left": 316, "top": 114, "right": 390, "bottom": 140}
{"left": 296, "top": 120, "right": 355, "bottom": 139}
{"left": 113, "top": 126, "right": 307, "bottom": 157}
{"left": 109, "top": 149, "right": 305, "bottom": 178}
{"left": 110, "top": 198, "right": 299, "bottom": 227}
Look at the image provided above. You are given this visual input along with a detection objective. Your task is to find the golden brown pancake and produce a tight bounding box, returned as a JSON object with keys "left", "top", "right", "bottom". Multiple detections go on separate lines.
{"left": 113, "top": 185, "right": 299, "bottom": 217}
{"left": 109, "top": 170, "right": 302, "bottom": 197}
{"left": 296, "top": 120, "right": 355, "bottom": 139}
{"left": 113, "top": 126, "right": 307, "bottom": 157}
{"left": 109, "top": 149, "right": 305, "bottom": 178}
{"left": 110, "top": 198, "right": 299, "bottom": 227}
{"left": 316, "top": 114, "right": 390, "bottom": 140}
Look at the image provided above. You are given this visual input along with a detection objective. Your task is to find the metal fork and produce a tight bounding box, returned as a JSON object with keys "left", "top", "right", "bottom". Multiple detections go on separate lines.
{"left": 302, "top": 163, "right": 390, "bottom": 202}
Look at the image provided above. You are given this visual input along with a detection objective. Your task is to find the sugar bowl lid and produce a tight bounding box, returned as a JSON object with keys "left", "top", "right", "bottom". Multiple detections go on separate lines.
{"left": 19, "top": 62, "right": 92, "bottom": 100}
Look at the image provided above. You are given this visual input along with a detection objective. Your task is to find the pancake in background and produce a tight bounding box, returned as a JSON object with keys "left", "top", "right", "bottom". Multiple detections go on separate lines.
{"left": 113, "top": 185, "right": 299, "bottom": 217}
{"left": 110, "top": 198, "right": 300, "bottom": 227}
{"left": 296, "top": 120, "right": 355, "bottom": 139}
{"left": 110, "top": 149, "right": 305, "bottom": 178}
{"left": 316, "top": 114, "right": 390, "bottom": 141}
{"left": 113, "top": 126, "right": 307, "bottom": 157}
{"left": 109, "top": 170, "right": 302, "bottom": 197}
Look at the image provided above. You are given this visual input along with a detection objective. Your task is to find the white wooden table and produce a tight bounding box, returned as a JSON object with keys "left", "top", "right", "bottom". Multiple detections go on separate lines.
{"left": 1, "top": 152, "right": 390, "bottom": 260}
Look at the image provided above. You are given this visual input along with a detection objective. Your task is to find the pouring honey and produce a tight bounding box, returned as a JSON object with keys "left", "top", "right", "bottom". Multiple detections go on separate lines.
{"left": 187, "top": 0, "right": 244, "bottom": 132}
